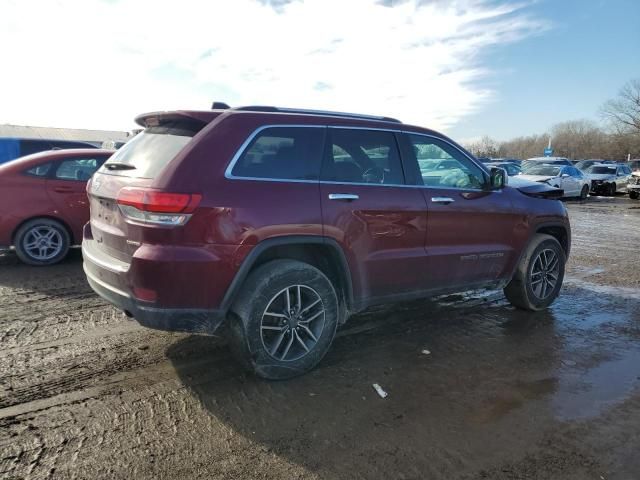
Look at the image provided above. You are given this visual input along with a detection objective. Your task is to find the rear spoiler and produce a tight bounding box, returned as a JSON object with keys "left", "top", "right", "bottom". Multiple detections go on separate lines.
{"left": 134, "top": 110, "right": 221, "bottom": 128}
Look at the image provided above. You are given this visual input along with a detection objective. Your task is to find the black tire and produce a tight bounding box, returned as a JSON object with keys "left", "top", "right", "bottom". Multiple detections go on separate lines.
{"left": 14, "top": 218, "right": 70, "bottom": 266}
{"left": 579, "top": 185, "right": 589, "bottom": 200}
{"left": 504, "top": 234, "right": 565, "bottom": 311}
{"left": 630, "top": 191, "right": 639, "bottom": 200}
{"left": 228, "top": 259, "right": 339, "bottom": 380}
{"left": 608, "top": 183, "right": 616, "bottom": 196}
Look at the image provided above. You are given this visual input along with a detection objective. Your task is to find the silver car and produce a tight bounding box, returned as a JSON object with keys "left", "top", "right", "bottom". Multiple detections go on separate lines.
{"left": 586, "top": 164, "right": 633, "bottom": 196}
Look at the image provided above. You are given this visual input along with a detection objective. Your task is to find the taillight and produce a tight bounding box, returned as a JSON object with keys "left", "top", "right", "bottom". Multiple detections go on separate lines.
{"left": 116, "top": 187, "right": 201, "bottom": 226}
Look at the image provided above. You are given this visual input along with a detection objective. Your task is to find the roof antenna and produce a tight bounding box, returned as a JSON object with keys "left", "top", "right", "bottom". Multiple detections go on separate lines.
{"left": 211, "top": 102, "right": 230, "bottom": 110}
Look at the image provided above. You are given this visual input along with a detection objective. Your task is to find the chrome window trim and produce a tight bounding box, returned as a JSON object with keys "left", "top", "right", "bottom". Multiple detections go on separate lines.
{"left": 224, "top": 124, "right": 501, "bottom": 193}
{"left": 224, "top": 124, "right": 325, "bottom": 181}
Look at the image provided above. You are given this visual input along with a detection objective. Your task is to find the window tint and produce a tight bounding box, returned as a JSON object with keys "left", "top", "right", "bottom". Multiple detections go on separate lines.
{"left": 407, "top": 135, "right": 485, "bottom": 189}
{"left": 231, "top": 127, "right": 324, "bottom": 180}
{"left": 322, "top": 129, "right": 404, "bottom": 185}
{"left": 24, "top": 163, "right": 52, "bottom": 177}
{"left": 100, "top": 122, "right": 200, "bottom": 179}
{"left": 55, "top": 158, "right": 103, "bottom": 181}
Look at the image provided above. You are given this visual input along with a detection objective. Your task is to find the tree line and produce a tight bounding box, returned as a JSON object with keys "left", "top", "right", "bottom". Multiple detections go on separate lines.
{"left": 465, "top": 79, "right": 640, "bottom": 161}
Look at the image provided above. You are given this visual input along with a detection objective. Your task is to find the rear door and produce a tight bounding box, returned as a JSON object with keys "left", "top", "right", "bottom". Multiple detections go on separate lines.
{"left": 319, "top": 127, "right": 428, "bottom": 302}
{"left": 400, "top": 133, "right": 517, "bottom": 289}
{"left": 46, "top": 155, "right": 107, "bottom": 236}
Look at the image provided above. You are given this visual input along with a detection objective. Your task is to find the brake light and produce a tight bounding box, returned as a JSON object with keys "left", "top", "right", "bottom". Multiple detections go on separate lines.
{"left": 116, "top": 187, "right": 201, "bottom": 226}
{"left": 117, "top": 188, "right": 201, "bottom": 213}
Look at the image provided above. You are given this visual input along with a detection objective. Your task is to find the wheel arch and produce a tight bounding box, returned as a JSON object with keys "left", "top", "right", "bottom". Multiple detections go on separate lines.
{"left": 221, "top": 236, "right": 354, "bottom": 322}
{"left": 535, "top": 223, "right": 570, "bottom": 257}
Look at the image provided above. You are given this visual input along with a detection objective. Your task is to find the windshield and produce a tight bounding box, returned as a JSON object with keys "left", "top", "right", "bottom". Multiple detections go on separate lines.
{"left": 99, "top": 123, "right": 198, "bottom": 178}
{"left": 522, "top": 165, "right": 560, "bottom": 176}
{"left": 588, "top": 166, "right": 616, "bottom": 174}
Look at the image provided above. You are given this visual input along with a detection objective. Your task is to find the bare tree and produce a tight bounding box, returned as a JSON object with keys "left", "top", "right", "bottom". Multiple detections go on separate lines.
{"left": 600, "top": 79, "right": 640, "bottom": 134}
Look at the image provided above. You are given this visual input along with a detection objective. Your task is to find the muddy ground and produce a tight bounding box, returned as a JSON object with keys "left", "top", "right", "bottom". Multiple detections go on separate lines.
{"left": 1, "top": 197, "right": 639, "bottom": 480}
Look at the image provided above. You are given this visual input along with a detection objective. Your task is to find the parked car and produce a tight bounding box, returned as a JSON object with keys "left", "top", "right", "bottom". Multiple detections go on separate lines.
{"left": 586, "top": 164, "right": 633, "bottom": 196}
{"left": 628, "top": 173, "right": 640, "bottom": 200}
{"left": 83, "top": 105, "right": 571, "bottom": 379}
{"left": 574, "top": 159, "right": 615, "bottom": 172}
{"left": 519, "top": 164, "right": 590, "bottom": 199}
{"left": 0, "top": 138, "right": 98, "bottom": 165}
{"left": 628, "top": 159, "right": 640, "bottom": 174}
{"left": 485, "top": 161, "right": 522, "bottom": 176}
{"left": 0, "top": 149, "right": 113, "bottom": 265}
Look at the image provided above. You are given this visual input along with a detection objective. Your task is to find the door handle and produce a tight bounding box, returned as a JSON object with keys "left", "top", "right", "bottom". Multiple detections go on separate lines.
{"left": 328, "top": 193, "right": 359, "bottom": 201}
{"left": 53, "top": 186, "right": 74, "bottom": 193}
{"left": 431, "top": 196, "right": 455, "bottom": 204}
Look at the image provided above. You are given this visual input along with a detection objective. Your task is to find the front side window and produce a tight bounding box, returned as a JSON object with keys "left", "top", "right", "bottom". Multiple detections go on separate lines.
{"left": 231, "top": 127, "right": 324, "bottom": 181}
{"left": 55, "top": 158, "right": 103, "bottom": 181}
{"left": 407, "top": 135, "right": 485, "bottom": 189}
{"left": 322, "top": 129, "right": 404, "bottom": 185}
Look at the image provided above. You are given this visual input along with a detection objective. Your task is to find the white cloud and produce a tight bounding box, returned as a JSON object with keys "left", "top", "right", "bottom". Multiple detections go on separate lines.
{"left": 0, "top": 0, "right": 548, "bottom": 132}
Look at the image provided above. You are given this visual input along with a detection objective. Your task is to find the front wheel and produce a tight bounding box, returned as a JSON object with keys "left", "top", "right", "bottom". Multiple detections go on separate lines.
{"left": 630, "top": 191, "right": 639, "bottom": 200}
{"left": 228, "top": 259, "right": 339, "bottom": 380}
{"left": 504, "top": 234, "right": 565, "bottom": 311}
{"left": 579, "top": 185, "right": 589, "bottom": 200}
{"left": 14, "top": 218, "right": 70, "bottom": 266}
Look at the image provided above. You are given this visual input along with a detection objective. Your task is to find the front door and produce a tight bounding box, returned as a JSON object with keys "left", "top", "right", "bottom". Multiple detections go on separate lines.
{"left": 400, "top": 133, "right": 518, "bottom": 290}
{"left": 319, "top": 128, "right": 428, "bottom": 303}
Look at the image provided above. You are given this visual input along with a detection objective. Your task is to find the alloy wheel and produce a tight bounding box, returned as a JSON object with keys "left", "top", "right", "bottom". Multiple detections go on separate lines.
{"left": 22, "top": 225, "right": 64, "bottom": 261}
{"left": 530, "top": 248, "right": 560, "bottom": 300}
{"left": 260, "top": 285, "right": 326, "bottom": 362}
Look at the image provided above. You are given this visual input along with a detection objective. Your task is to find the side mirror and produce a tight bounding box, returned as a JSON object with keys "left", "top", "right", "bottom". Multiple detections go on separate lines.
{"left": 561, "top": 173, "right": 570, "bottom": 178}
{"left": 489, "top": 167, "right": 507, "bottom": 189}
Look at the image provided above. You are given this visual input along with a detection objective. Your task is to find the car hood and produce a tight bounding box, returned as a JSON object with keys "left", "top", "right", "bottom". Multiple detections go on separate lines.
{"left": 508, "top": 176, "right": 564, "bottom": 199}
{"left": 587, "top": 174, "right": 616, "bottom": 181}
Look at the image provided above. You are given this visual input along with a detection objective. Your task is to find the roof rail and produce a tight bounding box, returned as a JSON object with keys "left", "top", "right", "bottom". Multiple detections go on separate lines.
{"left": 232, "top": 105, "right": 402, "bottom": 123}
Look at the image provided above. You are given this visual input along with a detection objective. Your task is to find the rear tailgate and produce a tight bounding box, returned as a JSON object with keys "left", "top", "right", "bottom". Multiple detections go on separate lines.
{"left": 87, "top": 120, "right": 205, "bottom": 263}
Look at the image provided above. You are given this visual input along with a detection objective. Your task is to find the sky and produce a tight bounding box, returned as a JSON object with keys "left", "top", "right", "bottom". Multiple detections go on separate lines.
{"left": 0, "top": 0, "right": 638, "bottom": 141}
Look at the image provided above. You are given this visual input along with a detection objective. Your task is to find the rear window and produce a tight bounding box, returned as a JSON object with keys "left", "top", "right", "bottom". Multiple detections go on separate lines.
{"left": 24, "top": 163, "right": 52, "bottom": 177}
{"left": 230, "top": 127, "right": 325, "bottom": 181}
{"left": 588, "top": 166, "right": 616, "bottom": 174}
{"left": 99, "top": 123, "right": 198, "bottom": 178}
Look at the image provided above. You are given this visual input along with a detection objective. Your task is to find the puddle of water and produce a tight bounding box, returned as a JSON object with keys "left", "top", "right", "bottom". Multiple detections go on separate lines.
{"left": 552, "top": 349, "right": 640, "bottom": 421}
{"left": 563, "top": 278, "right": 640, "bottom": 301}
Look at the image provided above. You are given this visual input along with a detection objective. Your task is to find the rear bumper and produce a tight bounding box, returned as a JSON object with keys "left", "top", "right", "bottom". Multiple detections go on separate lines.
{"left": 84, "top": 260, "right": 226, "bottom": 334}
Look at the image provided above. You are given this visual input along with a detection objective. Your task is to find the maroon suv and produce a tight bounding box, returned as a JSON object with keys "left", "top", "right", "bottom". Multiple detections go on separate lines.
{"left": 83, "top": 105, "right": 570, "bottom": 379}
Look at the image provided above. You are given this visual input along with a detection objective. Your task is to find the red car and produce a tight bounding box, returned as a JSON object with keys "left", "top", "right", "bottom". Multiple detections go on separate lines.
{"left": 83, "top": 105, "right": 570, "bottom": 379}
{"left": 0, "top": 149, "right": 113, "bottom": 265}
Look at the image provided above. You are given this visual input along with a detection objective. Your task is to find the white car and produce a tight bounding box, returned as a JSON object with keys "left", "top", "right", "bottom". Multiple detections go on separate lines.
{"left": 519, "top": 164, "right": 590, "bottom": 199}
{"left": 628, "top": 173, "right": 640, "bottom": 200}
{"left": 585, "top": 164, "right": 633, "bottom": 196}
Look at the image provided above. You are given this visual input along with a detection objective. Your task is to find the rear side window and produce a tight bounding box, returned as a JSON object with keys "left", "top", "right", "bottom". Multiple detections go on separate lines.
{"left": 322, "top": 129, "right": 404, "bottom": 185}
{"left": 100, "top": 122, "right": 199, "bottom": 178}
{"left": 231, "top": 127, "right": 325, "bottom": 181}
{"left": 24, "top": 163, "right": 52, "bottom": 177}
{"left": 55, "top": 157, "right": 105, "bottom": 181}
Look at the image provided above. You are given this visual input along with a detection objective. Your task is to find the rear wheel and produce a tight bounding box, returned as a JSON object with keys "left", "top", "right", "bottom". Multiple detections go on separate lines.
{"left": 608, "top": 183, "right": 616, "bottom": 196}
{"left": 228, "top": 259, "right": 339, "bottom": 380}
{"left": 504, "top": 234, "right": 565, "bottom": 311}
{"left": 579, "top": 185, "right": 589, "bottom": 200}
{"left": 14, "top": 218, "right": 70, "bottom": 266}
